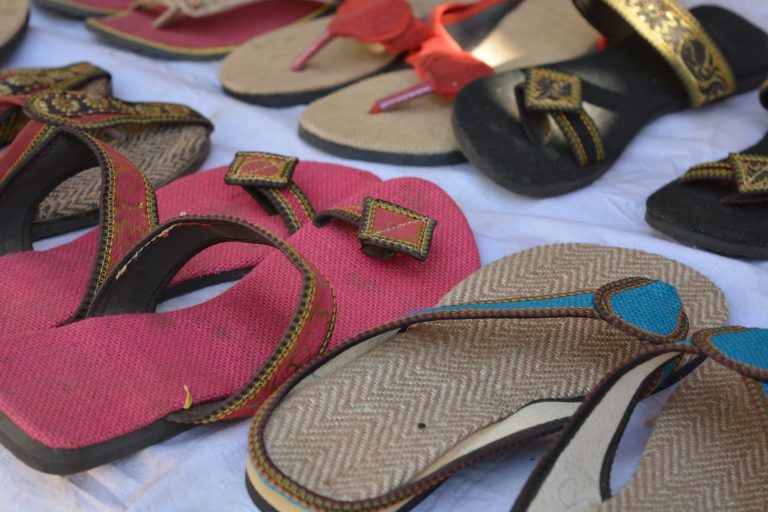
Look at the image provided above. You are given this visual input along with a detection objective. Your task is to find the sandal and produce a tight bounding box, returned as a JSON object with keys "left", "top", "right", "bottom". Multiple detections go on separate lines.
{"left": 220, "top": 0, "right": 444, "bottom": 107}
{"left": 34, "top": 0, "right": 129, "bottom": 18}
{"left": 0, "top": 90, "right": 212, "bottom": 239}
{"left": 452, "top": 1, "right": 768, "bottom": 196}
{"left": 646, "top": 80, "right": 768, "bottom": 259}
{"left": 513, "top": 326, "right": 768, "bottom": 511}
{"left": 0, "top": 130, "right": 380, "bottom": 334}
{"left": 86, "top": 0, "right": 333, "bottom": 61}
{"left": 0, "top": 0, "right": 28, "bottom": 60}
{"left": 0, "top": 169, "right": 477, "bottom": 474}
{"left": 0, "top": 62, "right": 112, "bottom": 146}
{"left": 298, "top": 0, "right": 601, "bottom": 166}
{"left": 245, "top": 243, "right": 727, "bottom": 511}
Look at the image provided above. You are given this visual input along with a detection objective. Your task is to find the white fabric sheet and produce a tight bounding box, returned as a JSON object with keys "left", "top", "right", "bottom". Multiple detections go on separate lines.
{"left": 2, "top": 1, "right": 768, "bottom": 510}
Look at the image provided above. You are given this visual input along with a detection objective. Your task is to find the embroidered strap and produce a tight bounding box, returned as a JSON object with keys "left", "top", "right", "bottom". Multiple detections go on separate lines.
{"left": 0, "top": 63, "right": 111, "bottom": 145}
{"left": 225, "top": 152, "right": 315, "bottom": 234}
{"left": 292, "top": 0, "right": 432, "bottom": 71}
{"left": 516, "top": 67, "right": 605, "bottom": 167}
{"left": 23, "top": 91, "right": 212, "bottom": 130}
{"left": 573, "top": 0, "right": 735, "bottom": 107}
{"left": 315, "top": 197, "right": 437, "bottom": 261}
{"left": 679, "top": 152, "right": 768, "bottom": 204}
{"left": 88, "top": 216, "right": 336, "bottom": 423}
{"left": 0, "top": 126, "right": 158, "bottom": 319}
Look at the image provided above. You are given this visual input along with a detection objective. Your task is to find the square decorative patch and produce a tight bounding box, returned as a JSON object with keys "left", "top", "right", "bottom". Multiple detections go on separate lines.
{"left": 358, "top": 198, "right": 436, "bottom": 261}
{"left": 730, "top": 153, "right": 768, "bottom": 194}
{"left": 524, "top": 67, "right": 582, "bottom": 112}
{"left": 225, "top": 151, "right": 298, "bottom": 187}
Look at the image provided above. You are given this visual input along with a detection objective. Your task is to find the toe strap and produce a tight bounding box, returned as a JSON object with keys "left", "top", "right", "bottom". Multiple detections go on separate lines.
{"left": 516, "top": 67, "right": 605, "bottom": 168}
{"left": 679, "top": 152, "right": 768, "bottom": 204}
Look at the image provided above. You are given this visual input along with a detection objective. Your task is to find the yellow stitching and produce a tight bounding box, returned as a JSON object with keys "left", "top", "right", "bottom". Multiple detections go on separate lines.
{"left": 268, "top": 188, "right": 300, "bottom": 232}
{"left": 579, "top": 111, "right": 605, "bottom": 162}
{"left": 554, "top": 112, "right": 588, "bottom": 167}
{"left": 287, "top": 183, "right": 315, "bottom": 223}
{"left": 0, "top": 124, "right": 55, "bottom": 182}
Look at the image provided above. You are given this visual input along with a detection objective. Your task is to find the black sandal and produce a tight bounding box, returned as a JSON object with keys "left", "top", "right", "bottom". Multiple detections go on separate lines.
{"left": 452, "top": 1, "right": 768, "bottom": 197}
{"left": 646, "top": 80, "right": 768, "bottom": 259}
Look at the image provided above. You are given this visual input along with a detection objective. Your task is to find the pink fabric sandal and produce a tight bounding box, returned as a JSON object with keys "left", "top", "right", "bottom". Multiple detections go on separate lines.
{"left": 85, "top": 0, "right": 333, "bottom": 60}
{"left": 0, "top": 172, "right": 477, "bottom": 474}
{"left": 0, "top": 129, "right": 380, "bottom": 335}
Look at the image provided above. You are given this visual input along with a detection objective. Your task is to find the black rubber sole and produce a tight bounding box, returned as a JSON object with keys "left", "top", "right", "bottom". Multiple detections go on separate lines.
{"left": 34, "top": 0, "right": 114, "bottom": 18}
{"left": 0, "top": 10, "right": 29, "bottom": 63}
{"left": 85, "top": 20, "right": 231, "bottom": 61}
{"left": 299, "top": 125, "right": 467, "bottom": 167}
{"left": 646, "top": 210, "right": 768, "bottom": 260}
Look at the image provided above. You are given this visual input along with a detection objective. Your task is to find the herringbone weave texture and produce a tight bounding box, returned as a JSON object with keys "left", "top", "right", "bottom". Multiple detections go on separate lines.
{"left": 602, "top": 361, "right": 768, "bottom": 511}
{"left": 34, "top": 124, "right": 209, "bottom": 224}
{"left": 264, "top": 244, "right": 728, "bottom": 501}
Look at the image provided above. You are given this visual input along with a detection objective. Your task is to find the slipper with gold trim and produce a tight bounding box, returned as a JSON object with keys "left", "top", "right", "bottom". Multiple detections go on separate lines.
{"left": 0, "top": 133, "right": 380, "bottom": 335}
{"left": 453, "top": 1, "right": 768, "bottom": 196}
{"left": 297, "top": 0, "right": 601, "bottom": 166}
{"left": 0, "top": 90, "right": 212, "bottom": 239}
{"left": 86, "top": 0, "right": 333, "bottom": 61}
{"left": 0, "top": 0, "right": 29, "bottom": 60}
{"left": 0, "top": 62, "right": 112, "bottom": 147}
{"left": 34, "top": 0, "right": 129, "bottom": 18}
{"left": 0, "top": 171, "right": 477, "bottom": 474}
{"left": 245, "top": 243, "right": 727, "bottom": 512}
{"left": 513, "top": 327, "right": 768, "bottom": 511}
{"left": 646, "top": 81, "right": 768, "bottom": 259}
{"left": 220, "top": 0, "right": 445, "bottom": 107}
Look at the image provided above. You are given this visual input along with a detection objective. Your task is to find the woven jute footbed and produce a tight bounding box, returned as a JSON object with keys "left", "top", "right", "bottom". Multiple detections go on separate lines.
{"left": 597, "top": 359, "right": 768, "bottom": 511}
{"left": 262, "top": 243, "right": 728, "bottom": 502}
{"left": 219, "top": 0, "right": 444, "bottom": 98}
{"left": 0, "top": 0, "right": 27, "bottom": 50}
{"left": 31, "top": 123, "right": 209, "bottom": 226}
{"left": 298, "top": 0, "right": 600, "bottom": 161}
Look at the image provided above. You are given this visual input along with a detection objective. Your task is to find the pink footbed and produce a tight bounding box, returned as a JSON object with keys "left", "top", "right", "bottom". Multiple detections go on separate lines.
{"left": 90, "top": 1, "right": 325, "bottom": 52}
{"left": 0, "top": 162, "right": 379, "bottom": 334}
{"left": 0, "top": 177, "right": 478, "bottom": 450}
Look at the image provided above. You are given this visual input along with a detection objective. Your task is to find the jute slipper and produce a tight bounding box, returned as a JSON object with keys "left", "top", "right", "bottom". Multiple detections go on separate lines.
{"left": 0, "top": 174, "right": 477, "bottom": 474}
{"left": 452, "top": 1, "right": 768, "bottom": 196}
{"left": 86, "top": 0, "right": 333, "bottom": 61}
{"left": 0, "top": 90, "right": 212, "bottom": 239}
{"left": 298, "top": 0, "right": 601, "bottom": 166}
{"left": 220, "top": 0, "right": 445, "bottom": 107}
{"left": 34, "top": 0, "right": 129, "bottom": 18}
{"left": 514, "top": 326, "right": 768, "bottom": 511}
{"left": 646, "top": 80, "right": 768, "bottom": 259}
{"left": 245, "top": 243, "right": 727, "bottom": 511}
{"left": 0, "top": 62, "right": 112, "bottom": 147}
{"left": 0, "top": 0, "right": 29, "bottom": 60}
{"left": 0, "top": 133, "right": 379, "bottom": 335}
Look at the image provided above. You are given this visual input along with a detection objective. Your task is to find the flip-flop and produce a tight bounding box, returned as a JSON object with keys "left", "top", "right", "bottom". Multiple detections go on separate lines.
{"left": 298, "top": 0, "right": 601, "bottom": 166}
{"left": 245, "top": 243, "right": 727, "bottom": 512}
{"left": 513, "top": 326, "right": 768, "bottom": 511}
{"left": 0, "top": 90, "right": 212, "bottom": 239}
{"left": 0, "top": 62, "right": 112, "bottom": 146}
{"left": 452, "top": 1, "right": 768, "bottom": 196}
{"left": 34, "top": 0, "right": 129, "bottom": 18}
{"left": 220, "top": 0, "right": 445, "bottom": 107}
{"left": 0, "top": 0, "right": 29, "bottom": 60}
{"left": 86, "top": 0, "right": 333, "bottom": 61}
{"left": 0, "top": 171, "right": 477, "bottom": 475}
{"left": 0, "top": 129, "right": 380, "bottom": 335}
{"left": 646, "top": 81, "right": 768, "bottom": 259}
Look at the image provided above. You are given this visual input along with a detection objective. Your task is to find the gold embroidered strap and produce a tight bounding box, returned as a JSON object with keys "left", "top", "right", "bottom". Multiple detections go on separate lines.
{"left": 573, "top": 0, "right": 735, "bottom": 107}
{"left": 518, "top": 67, "right": 605, "bottom": 168}
{"left": 680, "top": 153, "right": 768, "bottom": 204}
{"left": 225, "top": 151, "right": 315, "bottom": 234}
{"left": 23, "top": 91, "right": 212, "bottom": 130}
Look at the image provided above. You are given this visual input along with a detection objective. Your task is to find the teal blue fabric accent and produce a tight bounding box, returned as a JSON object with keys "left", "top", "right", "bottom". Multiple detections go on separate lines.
{"left": 417, "top": 291, "right": 595, "bottom": 315}
{"left": 707, "top": 329, "right": 768, "bottom": 372}
{"left": 762, "top": 382, "right": 768, "bottom": 398}
{"left": 609, "top": 281, "right": 682, "bottom": 336}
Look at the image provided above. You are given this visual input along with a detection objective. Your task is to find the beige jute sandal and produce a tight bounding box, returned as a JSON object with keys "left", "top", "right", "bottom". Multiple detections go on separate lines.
{"left": 0, "top": 0, "right": 29, "bottom": 58}
{"left": 245, "top": 243, "right": 728, "bottom": 511}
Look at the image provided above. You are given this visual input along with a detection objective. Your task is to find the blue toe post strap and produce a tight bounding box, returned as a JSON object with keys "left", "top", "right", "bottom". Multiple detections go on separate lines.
{"left": 415, "top": 276, "right": 689, "bottom": 344}
{"left": 689, "top": 328, "right": 768, "bottom": 395}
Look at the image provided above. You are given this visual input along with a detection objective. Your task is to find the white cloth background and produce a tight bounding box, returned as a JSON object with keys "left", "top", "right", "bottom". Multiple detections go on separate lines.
{"left": 2, "top": 1, "right": 768, "bottom": 510}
